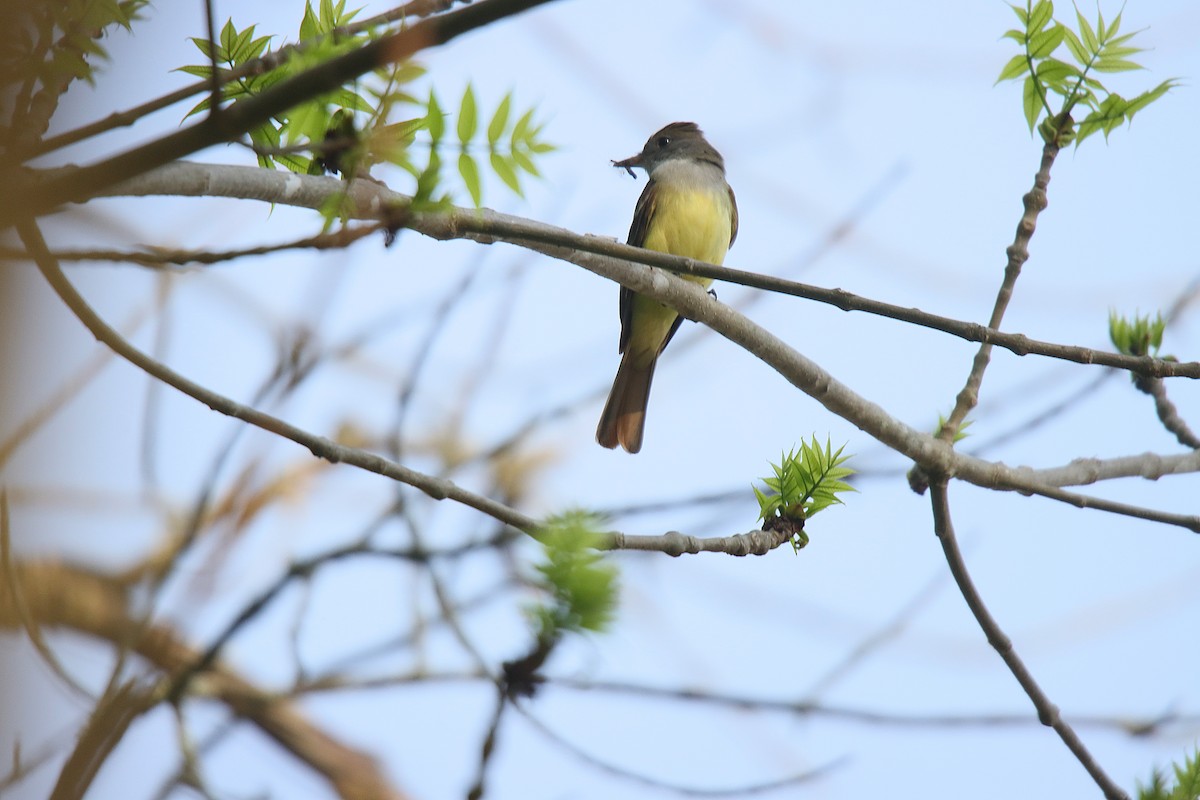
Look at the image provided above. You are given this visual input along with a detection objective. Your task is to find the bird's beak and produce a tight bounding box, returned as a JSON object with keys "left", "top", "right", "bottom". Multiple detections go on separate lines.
{"left": 612, "top": 153, "right": 641, "bottom": 178}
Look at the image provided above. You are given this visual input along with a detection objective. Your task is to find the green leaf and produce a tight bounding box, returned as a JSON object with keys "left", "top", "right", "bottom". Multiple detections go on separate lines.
{"left": 1093, "top": 57, "right": 1143, "bottom": 73}
{"left": 1102, "top": 31, "right": 1142, "bottom": 54}
{"left": 230, "top": 24, "right": 255, "bottom": 62}
{"left": 529, "top": 511, "right": 619, "bottom": 637}
{"left": 219, "top": 18, "right": 237, "bottom": 56}
{"left": 1109, "top": 310, "right": 1165, "bottom": 357}
{"left": 1106, "top": 9, "right": 1122, "bottom": 40}
{"left": 752, "top": 437, "right": 856, "bottom": 530}
{"left": 1035, "top": 57, "right": 1078, "bottom": 85}
{"left": 511, "top": 146, "right": 540, "bottom": 177}
{"left": 415, "top": 150, "right": 442, "bottom": 205}
{"left": 188, "top": 36, "right": 215, "bottom": 60}
{"left": 488, "top": 92, "right": 511, "bottom": 147}
{"left": 248, "top": 121, "right": 280, "bottom": 169}
{"left": 175, "top": 64, "right": 214, "bottom": 78}
{"left": 299, "top": 2, "right": 319, "bottom": 40}
{"left": 1008, "top": 2, "right": 1028, "bottom": 26}
{"left": 1061, "top": 26, "right": 1088, "bottom": 64}
{"left": 1028, "top": 23, "right": 1065, "bottom": 59}
{"left": 457, "top": 84, "right": 477, "bottom": 145}
{"left": 1124, "top": 79, "right": 1178, "bottom": 118}
{"left": 1028, "top": 0, "right": 1053, "bottom": 34}
{"left": 427, "top": 89, "right": 444, "bottom": 144}
{"left": 183, "top": 96, "right": 213, "bottom": 119}
{"left": 511, "top": 107, "right": 534, "bottom": 146}
{"left": 996, "top": 53, "right": 1029, "bottom": 84}
{"left": 1076, "top": 7, "right": 1098, "bottom": 54}
{"left": 491, "top": 152, "right": 522, "bottom": 196}
{"left": 245, "top": 33, "right": 273, "bottom": 61}
{"left": 1022, "top": 75, "right": 1041, "bottom": 132}
{"left": 458, "top": 153, "right": 482, "bottom": 207}
{"left": 332, "top": 87, "right": 372, "bottom": 111}
{"left": 392, "top": 62, "right": 427, "bottom": 84}
{"left": 286, "top": 102, "right": 329, "bottom": 145}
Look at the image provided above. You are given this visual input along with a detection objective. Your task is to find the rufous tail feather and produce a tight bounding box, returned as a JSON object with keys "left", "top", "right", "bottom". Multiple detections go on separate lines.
{"left": 596, "top": 354, "right": 657, "bottom": 454}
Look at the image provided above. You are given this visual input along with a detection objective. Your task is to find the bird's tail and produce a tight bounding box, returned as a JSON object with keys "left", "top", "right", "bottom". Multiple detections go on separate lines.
{"left": 596, "top": 353, "right": 657, "bottom": 454}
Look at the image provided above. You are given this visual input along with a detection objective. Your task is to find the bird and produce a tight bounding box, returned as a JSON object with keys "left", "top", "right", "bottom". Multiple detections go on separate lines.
{"left": 596, "top": 122, "right": 738, "bottom": 453}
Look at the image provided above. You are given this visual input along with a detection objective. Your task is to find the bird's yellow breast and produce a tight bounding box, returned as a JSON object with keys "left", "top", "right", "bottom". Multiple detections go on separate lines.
{"left": 642, "top": 183, "right": 732, "bottom": 269}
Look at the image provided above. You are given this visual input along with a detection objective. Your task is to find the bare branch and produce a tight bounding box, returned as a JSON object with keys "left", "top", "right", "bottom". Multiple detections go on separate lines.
{"left": 95, "top": 161, "right": 1200, "bottom": 381}
{"left": 929, "top": 481, "right": 1128, "bottom": 800}
{"left": 548, "top": 678, "right": 1200, "bottom": 735}
{"left": 49, "top": 681, "right": 157, "bottom": 800}
{"left": 513, "top": 701, "right": 845, "bottom": 796}
{"left": 0, "top": 561, "right": 410, "bottom": 800}
{"left": 32, "top": 165, "right": 1200, "bottom": 533}
{"left": 0, "top": 224, "right": 382, "bottom": 269}
{"left": 21, "top": 219, "right": 807, "bottom": 554}
{"left": 941, "top": 138, "right": 1062, "bottom": 439}
{"left": 1135, "top": 376, "right": 1200, "bottom": 450}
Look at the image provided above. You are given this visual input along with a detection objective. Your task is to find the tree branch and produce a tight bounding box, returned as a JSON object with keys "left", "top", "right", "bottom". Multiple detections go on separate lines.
{"left": 20, "top": 218, "right": 810, "bottom": 553}
{"left": 0, "top": 224, "right": 383, "bottom": 269}
{"left": 27, "top": 164, "right": 1200, "bottom": 533}
{"left": 0, "top": 561, "right": 410, "bottom": 800}
{"left": 1135, "top": 376, "right": 1200, "bottom": 450}
{"left": 941, "top": 138, "right": 1061, "bottom": 439}
{"left": 92, "top": 161, "right": 1200, "bottom": 381}
{"left": 549, "top": 677, "right": 1200, "bottom": 735}
{"left": 928, "top": 481, "right": 1128, "bottom": 800}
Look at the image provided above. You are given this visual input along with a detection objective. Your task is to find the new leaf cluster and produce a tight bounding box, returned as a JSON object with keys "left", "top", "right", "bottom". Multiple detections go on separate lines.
{"left": 176, "top": 0, "right": 552, "bottom": 209}
{"left": 1109, "top": 310, "right": 1166, "bottom": 359}
{"left": 1138, "top": 748, "right": 1200, "bottom": 800}
{"left": 753, "top": 437, "right": 855, "bottom": 552}
{"left": 453, "top": 85, "right": 554, "bottom": 207}
{"left": 528, "top": 511, "right": 619, "bottom": 643}
{"left": 3, "top": 0, "right": 148, "bottom": 89}
{"left": 2, "top": 0, "right": 149, "bottom": 146}
{"left": 996, "top": 0, "right": 1176, "bottom": 145}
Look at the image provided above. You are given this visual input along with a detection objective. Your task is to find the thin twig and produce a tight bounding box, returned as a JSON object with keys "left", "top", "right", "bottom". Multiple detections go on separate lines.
{"left": 928, "top": 480, "right": 1128, "bottom": 800}
{"left": 514, "top": 702, "right": 844, "bottom": 796}
{"left": 0, "top": 560, "right": 409, "bottom": 800}
{"left": 0, "top": 492, "right": 93, "bottom": 698}
{"left": 165, "top": 541, "right": 372, "bottom": 703}
{"left": 801, "top": 567, "right": 949, "bottom": 700}
{"left": 95, "top": 162, "right": 1200, "bottom": 382}
{"left": 0, "top": 224, "right": 383, "bottom": 268}
{"left": 465, "top": 693, "right": 507, "bottom": 800}
{"left": 22, "top": 219, "right": 833, "bottom": 552}
{"left": 203, "top": 0, "right": 222, "bottom": 121}
{"left": 549, "top": 677, "right": 1200, "bottom": 735}
{"left": 1135, "top": 376, "right": 1200, "bottom": 449}
{"left": 49, "top": 681, "right": 157, "bottom": 800}
{"left": 23, "top": 220, "right": 538, "bottom": 530}
{"left": 24, "top": 188, "right": 1200, "bottom": 536}
{"left": 940, "top": 136, "right": 1062, "bottom": 440}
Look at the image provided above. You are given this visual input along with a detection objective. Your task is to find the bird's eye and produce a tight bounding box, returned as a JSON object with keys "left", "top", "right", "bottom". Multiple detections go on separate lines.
{"left": 656, "top": 136, "right": 671, "bottom": 148}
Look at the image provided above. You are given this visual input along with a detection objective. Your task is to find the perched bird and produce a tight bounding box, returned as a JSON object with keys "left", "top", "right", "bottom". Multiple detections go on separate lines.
{"left": 596, "top": 122, "right": 738, "bottom": 453}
